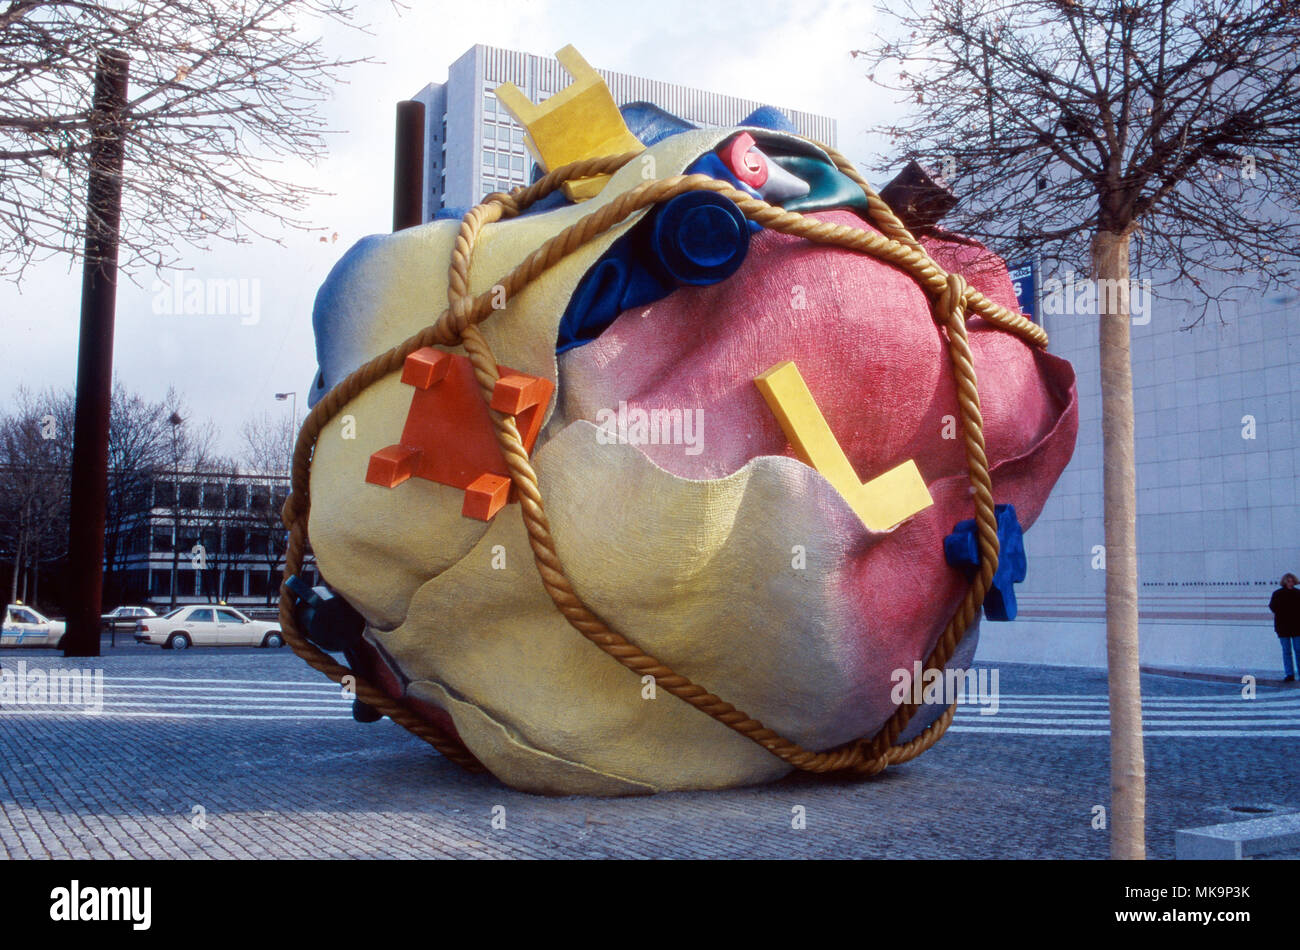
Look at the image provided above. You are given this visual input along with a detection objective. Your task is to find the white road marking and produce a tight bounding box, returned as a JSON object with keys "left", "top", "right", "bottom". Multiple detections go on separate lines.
{"left": 0, "top": 710, "right": 346, "bottom": 720}
{"left": 947, "top": 691, "right": 1300, "bottom": 736}
{"left": 4, "top": 673, "right": 1296, "bottom": 736}
{"left": 950, "top": 727, "right": 1300, "bottom": 737}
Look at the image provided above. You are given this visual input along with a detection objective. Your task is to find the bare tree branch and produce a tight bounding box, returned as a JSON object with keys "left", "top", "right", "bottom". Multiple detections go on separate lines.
{"left": 854, "top": 0, "right": 1300, "bottom": 322}
{"left": 0, "top": 0, "right": 380, "bottom": 283}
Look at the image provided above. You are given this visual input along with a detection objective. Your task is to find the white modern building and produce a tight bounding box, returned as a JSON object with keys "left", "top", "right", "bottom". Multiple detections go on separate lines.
{"left": 412, "top": 44, "right": 838, "bottom": 216}
{"left": 982, "top": 273, "right": 1300, "bottom": 673}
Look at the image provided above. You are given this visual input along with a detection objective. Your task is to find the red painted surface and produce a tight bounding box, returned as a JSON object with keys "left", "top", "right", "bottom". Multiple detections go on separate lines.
{"left": 719, "top": 131, "right": 768, "bottom": 188}
{"left": 367, "top": 348, "right": 554, "bottom": 520}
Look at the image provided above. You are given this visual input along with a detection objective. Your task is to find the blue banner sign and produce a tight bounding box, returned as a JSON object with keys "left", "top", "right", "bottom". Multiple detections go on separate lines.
{"left": 1008, "top": 259, "right": 1037, "bottom": 322}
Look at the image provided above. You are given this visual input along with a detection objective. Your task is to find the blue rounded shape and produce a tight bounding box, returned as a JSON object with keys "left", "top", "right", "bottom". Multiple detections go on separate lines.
{"left": 679, "top": 205, "right": 740, "bottom": 268}
{"left": 651, "top": 191, "right": 750, "bottom": 286}
{"left": 740, "top": 105, "right": 798, "bottom": 134}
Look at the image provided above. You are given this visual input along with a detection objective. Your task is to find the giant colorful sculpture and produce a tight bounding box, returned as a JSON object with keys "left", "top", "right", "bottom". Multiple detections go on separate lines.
{"left": 281, "top": 47, "right": 1078, "bottom": 794}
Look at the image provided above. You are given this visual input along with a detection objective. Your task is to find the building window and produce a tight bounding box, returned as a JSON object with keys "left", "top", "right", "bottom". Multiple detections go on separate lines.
{"left": 202, "top": 482, "right": 224, "bottom": 509}
{"left": 483, "top": 93, "right": 496, "bottom": 113}
{"left": 178, "top": 482, "right": 199, "bottom": 509}
{"left": 228, "top": 484, "right": 247, "bottom": 509}
{"left": 154, "top": 481, "right": 175, "bottom": 508}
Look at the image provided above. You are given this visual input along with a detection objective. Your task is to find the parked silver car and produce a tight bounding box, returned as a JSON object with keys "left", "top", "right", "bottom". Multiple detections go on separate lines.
{"left": 101, "top": 605, "right": 157, "bottom": 633}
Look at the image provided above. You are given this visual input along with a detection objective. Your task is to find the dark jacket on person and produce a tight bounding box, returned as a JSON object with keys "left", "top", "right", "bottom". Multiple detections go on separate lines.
{"left": 1268, "top": 587, "right": 1300, "bottom": 637}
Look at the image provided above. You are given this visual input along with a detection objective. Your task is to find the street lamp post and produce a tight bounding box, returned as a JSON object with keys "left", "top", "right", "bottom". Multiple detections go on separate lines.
{"left": 271, "top": 392, "right": 297, "bottom": 605}
{"left": 274, "top": 392, "right": 297, "bottom": 474}
{"left": 167, "top": 411, "right": 183, "bottom": 610}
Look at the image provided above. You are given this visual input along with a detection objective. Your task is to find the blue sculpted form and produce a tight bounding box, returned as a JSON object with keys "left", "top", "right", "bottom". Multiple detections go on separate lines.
{"left": 556, "top": 190, "right": 753, "bottom": 353}
{"left": 943, "top": 504, "right": 1028, "bottom": 622}
{"left": 309, "top": 104, "right": 880, "bottom": 400}
{"left": 308, "top": 234, "right": 391, "bottom": 407}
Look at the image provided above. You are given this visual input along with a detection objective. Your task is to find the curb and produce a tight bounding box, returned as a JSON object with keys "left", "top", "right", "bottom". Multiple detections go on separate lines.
{"left": 1140, "top": 664, "right": 1293, "bottom": 688}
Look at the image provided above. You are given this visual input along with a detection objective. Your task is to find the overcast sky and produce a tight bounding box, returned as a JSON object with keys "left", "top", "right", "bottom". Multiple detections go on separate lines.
{"left": 1, "top": 0, "right": 903, "bottom": 455}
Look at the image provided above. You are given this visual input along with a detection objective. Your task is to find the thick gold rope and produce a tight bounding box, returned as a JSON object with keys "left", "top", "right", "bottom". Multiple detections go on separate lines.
{"left": 279, "top": 141, "right": 1041, "bottom": 778}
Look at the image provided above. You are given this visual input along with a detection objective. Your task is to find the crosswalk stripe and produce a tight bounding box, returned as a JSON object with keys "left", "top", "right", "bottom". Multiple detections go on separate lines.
{"left": 0, "top": 710, "right": 346, "bottom": 720}
{"left": 98, "top": 684, "right": 344, "bottom": 695}
{"left": 955, "top": 708, "right": 1300, "bottom": 719}
{"left": 954, "top": 714, "right": 1300, "bottom": 726}
{"left": 995, "top": 694, "right": 1299, "bottom": 703}
{"left": 951, "top": 732, "right": 1300, "bottom": 738}
{"left": 98, "top": 676, "right": 338, "bottom": 688}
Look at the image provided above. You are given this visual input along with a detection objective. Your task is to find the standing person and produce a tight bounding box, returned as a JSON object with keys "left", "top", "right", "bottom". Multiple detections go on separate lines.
{"left": 1267, "top": 573, "right": 1300, "bottom": 683}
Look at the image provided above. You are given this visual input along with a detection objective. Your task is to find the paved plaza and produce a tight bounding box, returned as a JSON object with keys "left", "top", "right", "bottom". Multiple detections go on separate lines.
{"left": 1, "top": 643, "right": 1297, "bottom": 859}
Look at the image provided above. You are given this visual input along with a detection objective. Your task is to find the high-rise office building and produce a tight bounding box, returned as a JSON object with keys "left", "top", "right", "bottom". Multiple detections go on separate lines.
{"left": 411, "top": 44, "right": 837, "bottom": 218}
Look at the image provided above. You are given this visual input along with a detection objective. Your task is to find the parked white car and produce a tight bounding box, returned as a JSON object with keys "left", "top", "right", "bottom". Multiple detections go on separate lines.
{"left": 134, "top": 605, "right": 285, "bottom": 650}
{"left": 1, "top": 604, "right": 66, "bottom": 648}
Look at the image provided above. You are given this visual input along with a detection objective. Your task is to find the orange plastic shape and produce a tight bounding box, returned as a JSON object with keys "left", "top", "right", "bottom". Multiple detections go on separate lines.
{"left": 365, "top": 348, "right": 555, "bottom": 521}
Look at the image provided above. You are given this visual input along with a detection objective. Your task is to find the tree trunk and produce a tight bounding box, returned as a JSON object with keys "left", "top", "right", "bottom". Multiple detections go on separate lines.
{"left": 10, "top": 531, "right": 23, "bottom": 604}
{"left": 1093, "top": 227, "right": 1146, "bottom": 860}
{"left": 170, "top": 505, "right": 180, "bottom": 609}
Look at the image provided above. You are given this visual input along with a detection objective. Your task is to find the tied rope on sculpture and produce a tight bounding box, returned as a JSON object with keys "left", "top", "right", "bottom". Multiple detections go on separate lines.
{"left": 278, "top": 141, "right": 1047, "bottom": 777}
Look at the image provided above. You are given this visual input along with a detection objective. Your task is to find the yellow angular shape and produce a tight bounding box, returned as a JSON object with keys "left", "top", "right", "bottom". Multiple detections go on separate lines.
{"left": 494, "top": 45, "right": 644, "bottom": 201}
{"left": 754, "top": 361, "right": 933, "bottom": 531}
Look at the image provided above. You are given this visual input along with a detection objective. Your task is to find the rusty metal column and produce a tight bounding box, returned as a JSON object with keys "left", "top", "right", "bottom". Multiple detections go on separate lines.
{"left": 64, "top": 49, "right": 129, "bottom": 658}
{"left": 393, "top": 100, "right": 426, "bottom": 231}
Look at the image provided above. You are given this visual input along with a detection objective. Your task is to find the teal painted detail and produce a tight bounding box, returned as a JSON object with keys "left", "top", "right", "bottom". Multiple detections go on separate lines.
{"left": 770, "top": 155, "right": 870, "bottom": 215}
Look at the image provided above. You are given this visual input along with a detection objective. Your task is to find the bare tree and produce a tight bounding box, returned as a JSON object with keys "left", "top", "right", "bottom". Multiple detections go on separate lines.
{"left": 0, "top": 387, "right": 73, "bottom": 606}
{"left": 854, "top": 0, "right": 1300, "bottom": 859}
{"left": 0, "top": 0, "right": 378, "bottom": 282}
{"left": 191, "top": 455, "right": 241, "bottom": 604}
{"left": 160, "top": 387, "right": 216, "bottom": 608}
{"left": 104, "top": 382, "right": 171, "bottom": 605}
{"left": 240, "top": 410, "right": 292, "bottom": 604}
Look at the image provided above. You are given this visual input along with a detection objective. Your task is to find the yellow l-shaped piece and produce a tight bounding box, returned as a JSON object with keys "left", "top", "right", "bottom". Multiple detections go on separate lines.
{"left": 494, "top": 45, "right": 644, "bottom": 201}
{"left": 754, "top": 361, "right": 933, "bottom": 532}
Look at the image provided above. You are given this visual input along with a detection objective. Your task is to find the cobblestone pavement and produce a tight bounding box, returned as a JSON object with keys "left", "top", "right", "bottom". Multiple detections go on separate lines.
{"left": 1, "top": 641, "right": 1297, "bottom": 859}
